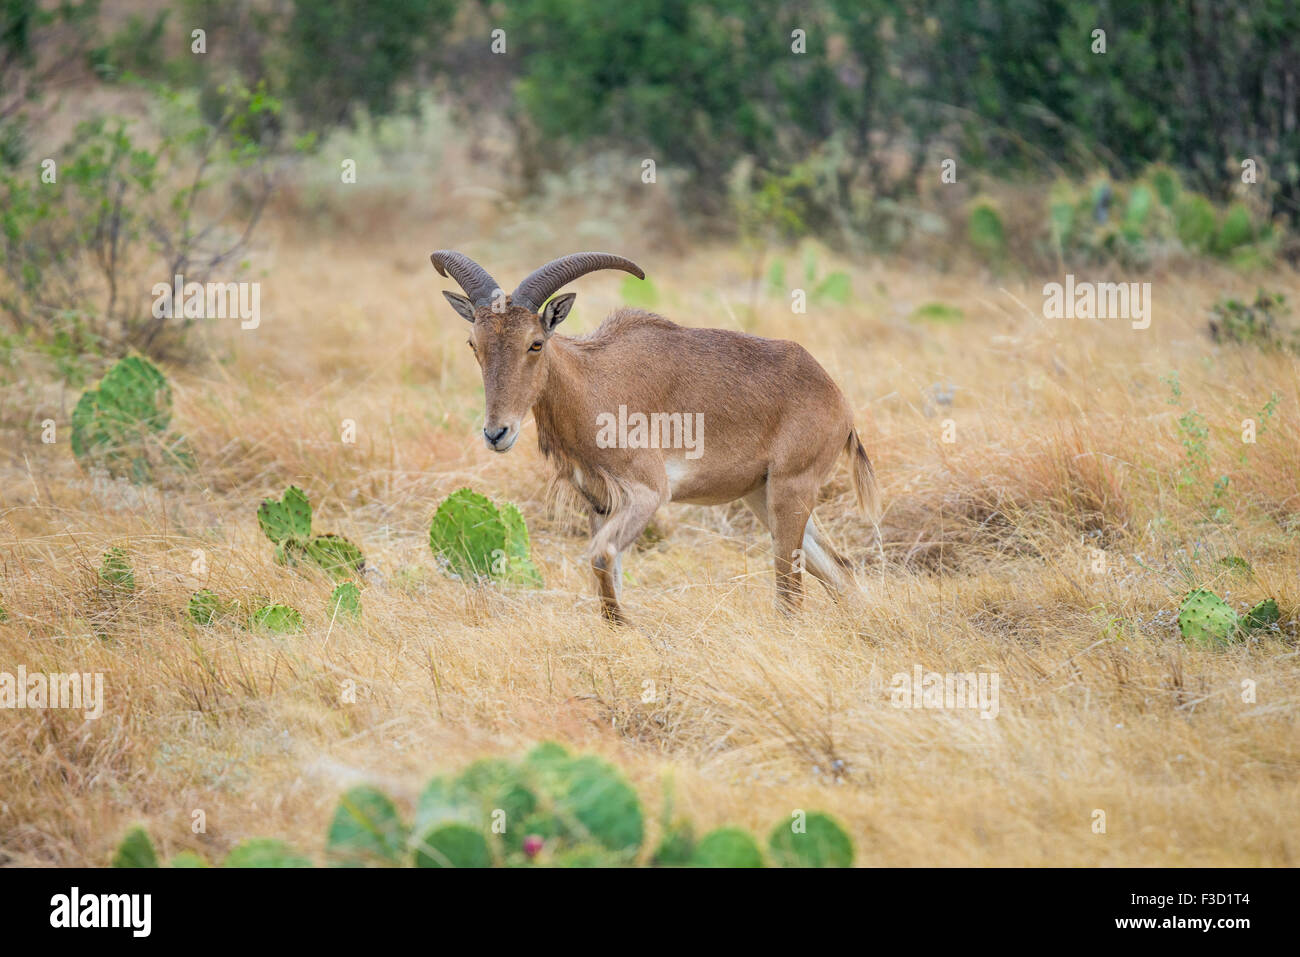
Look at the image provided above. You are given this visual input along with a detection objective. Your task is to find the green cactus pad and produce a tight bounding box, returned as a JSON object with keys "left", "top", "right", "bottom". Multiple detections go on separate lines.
{"left": 412, "top": 823, "right": 492, "bottom": 868}
{"left": 690, "top": 828, "right": 764, "bottom": 868}
{"left": 651, "top": 819, "right": 696, "bottom": 866}
{"left": 169, "top": 851, "right": 209, "bottom": 868}
{"left": 1243, "top": 598, "right": 1280, "bottom": 631}
{"left": 98, "top": 547, "right": 135, "bottom": 591}
{"left": 554, "top": 755, "right": 644, "bottom": 853}
{"left": 326, "top": 786, "right": 408, "bottom": 866}
{"left": 768, "top": 812, "right": 855, "bottom": 868}
{"left": 549, "top": 844, "right": 621, "bottom": 867}
{"left": 305, "top": 533, "right": 365, "bottom": 578}
{"left": 1177, "top": 588, "right": 1239, "bottom": 647}
{"left": 328, "top": 581, "right": 362, "bottom": 619}
{"left": 70, "top": 355, "right": 189, "bottom": 483}
{"left": 111, "top": 825, "right": 159, "bottom": 867}
{"left": 1217, "top": 555, "right": 1253, "bottom": 577}
{"left": 187, "top": 589, "right": 229, "bottom": 625}
{"left": 429, "top": 488, "right": 503, "bottom": 580}
{"left": 222, "top": 839, "right": 312, "bottom": 868}
{"left": 257, "top": 485, "right": 313, "bottom": 547}
{"left": 251, "top": 603, "right": 303, "bottom": 634}
{"left": 429, "top": 488, "right": 542, "bottom": 586}
{"left": 412, "top": 776, "right": 479, "bottom": 837}
{"left": 499, "top": 502, "right": 544, "bottom": 586}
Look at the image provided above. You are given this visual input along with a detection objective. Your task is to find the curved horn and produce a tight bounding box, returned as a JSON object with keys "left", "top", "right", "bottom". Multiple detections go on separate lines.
{"left": 511, "top": 252, "right": 646, "bottom": 312}
{"left": 429, "top": 250, "right": 502, "bottom": 307}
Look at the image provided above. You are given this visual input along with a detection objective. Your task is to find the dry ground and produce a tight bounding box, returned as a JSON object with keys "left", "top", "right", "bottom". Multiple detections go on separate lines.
{"left": 1, "top": 221, "right": 1298, "bottom": 866}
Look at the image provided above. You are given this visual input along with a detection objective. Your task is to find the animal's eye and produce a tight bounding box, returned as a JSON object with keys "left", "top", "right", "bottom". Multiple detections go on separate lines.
{"left": 466, "top": 340, "right": 475, "bottom": 351}
{"left": 528, "top": 340, "right": 544, "bottom": 352}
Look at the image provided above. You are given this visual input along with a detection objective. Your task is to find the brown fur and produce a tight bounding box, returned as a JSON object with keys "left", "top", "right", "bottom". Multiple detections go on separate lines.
{"left": 458, "top": 296, "right": 879, "bottom": 624}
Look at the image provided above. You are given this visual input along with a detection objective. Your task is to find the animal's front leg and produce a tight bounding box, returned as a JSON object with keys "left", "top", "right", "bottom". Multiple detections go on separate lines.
{"left": 587, "top": 484, "right": 664, "bottom": 625}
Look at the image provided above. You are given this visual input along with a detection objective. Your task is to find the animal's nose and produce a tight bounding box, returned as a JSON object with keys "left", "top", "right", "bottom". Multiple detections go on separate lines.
{"left": 483, "top": 425, "right": 509, "bottom": 445}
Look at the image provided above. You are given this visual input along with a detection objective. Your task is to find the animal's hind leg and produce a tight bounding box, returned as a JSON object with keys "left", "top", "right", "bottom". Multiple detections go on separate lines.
{"left": 766, "top": 476, "right": 818, "bottom": 613}
{"left": 748, "top": 484, "right": 849, "bottom": 602}
{"left": 800, "top": 517, "right": 854, "bottom": 599}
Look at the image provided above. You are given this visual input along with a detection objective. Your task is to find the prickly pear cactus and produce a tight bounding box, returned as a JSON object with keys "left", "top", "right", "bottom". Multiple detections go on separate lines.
{"left": 113, "top": 742, "right": 861, "bottom": 869}
{"left": 429, "top": 488, "right": 542, "bottom": 586}
{"left": 328, "top": 581, "right": 362, "bottom": 620}
{"left": 768, "top": 812, "right": 854, "bottom": 868}
{"left": 257, "top": 485, "right": 313, "bottom": 551}
{"left": 651, "top": 819, "right": 696, "bottom": 866}
{"left": 251, "top": 602, "right": 303, "bottom": 633}
{"left": 326, "top": 786, "right": 408, "bottom": 866}
{"left": 98, "top": 547, "right": 135, "bottom": 591}
{"left": 690, "top": 828, "right": 764, "bottom": 867}
{"left": 1243, "top": 598, "right": 1280, "bottom": 631}
{"left": 71, "top": 355, "right": 191, "bottom": 483}
{"left": 222, "top": 839, "right": 311, "bottom": 868}
{"left": 257, "top": 486, "right": 364, "bottom": 578}
{"left": 168, "top": 851, "right": 208, "bottom": 868}
{"left": 499, "top": 502, "right": 543, "bottom": 587}
{"left": 413, "top": 823, "right": 492, "bottom": 868}
{"left": 1177, "top": 588, "right": 1239, "bottom": 646}
{"left": 553, "top": 755, "right": 644, "bottom": 854}
{"left": 304, "top": 533, "right": 364, "bottom": 579}
{"left": 111, "top": 826, "right": 159, "bottom": 868}
{"left": 187, "top": 589, "right": 230, "bottom": 625}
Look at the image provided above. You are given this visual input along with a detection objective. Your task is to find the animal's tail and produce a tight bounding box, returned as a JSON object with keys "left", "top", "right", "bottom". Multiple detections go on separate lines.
{"left": 845, "top": 428, "right": 880, "bottom": 522}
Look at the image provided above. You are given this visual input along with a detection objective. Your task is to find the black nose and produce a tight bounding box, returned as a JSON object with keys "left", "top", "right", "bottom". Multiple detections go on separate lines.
{"left": 484, "top": 425, "right": 509, "bottom": 445}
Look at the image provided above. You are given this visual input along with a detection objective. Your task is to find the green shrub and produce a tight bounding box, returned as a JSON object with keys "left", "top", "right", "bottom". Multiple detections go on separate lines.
{"left": 0, "top": 88, "right": 278, "bottom": 360}
{"left": 1208, "top": 291, "right": 1296, "bottom": 352}
{"left": 967, "top": 201, "right": 1006, "bottom": 267}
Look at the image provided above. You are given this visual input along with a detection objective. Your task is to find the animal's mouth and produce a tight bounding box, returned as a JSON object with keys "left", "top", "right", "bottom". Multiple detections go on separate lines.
{"left": 483, "top": 426, "right": 518, "bottom": 452}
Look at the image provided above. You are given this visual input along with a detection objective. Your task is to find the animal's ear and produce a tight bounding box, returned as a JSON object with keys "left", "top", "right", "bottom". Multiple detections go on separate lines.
{"left": 442, "top": 290, "right": 477, "bottom": 323}
{"left": 540, "top": 292, "right": 576, "bottom": 332}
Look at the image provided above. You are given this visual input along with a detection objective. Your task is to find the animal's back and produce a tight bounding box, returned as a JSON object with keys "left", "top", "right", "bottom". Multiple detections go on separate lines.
{"left": 575, "top": 309, "right": 850, "bottom": 429}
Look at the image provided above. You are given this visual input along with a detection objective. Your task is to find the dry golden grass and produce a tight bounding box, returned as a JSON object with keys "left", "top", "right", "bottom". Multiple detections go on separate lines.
{"left": 1, "top": 220, "right": 1298, "bottom": 867}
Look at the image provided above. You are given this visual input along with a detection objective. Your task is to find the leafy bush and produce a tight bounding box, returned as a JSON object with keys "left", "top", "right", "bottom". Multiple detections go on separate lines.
{"left": 429, "top": 488, "right": 542, "bottom": 587}
{"left": 114, "top": 743, "right": 857, "bottom": 868}
{"left": 1208, "top": 291, "right": 1297, "bottom": 352}
{"left": 0, "top": 83, "right": 278, "bottom": 360}
{"left": 1046, "top": 169, "right": 1274, "bottom": 269}
{"left": 70, "top": 355, "right": 192, "bottom": 483}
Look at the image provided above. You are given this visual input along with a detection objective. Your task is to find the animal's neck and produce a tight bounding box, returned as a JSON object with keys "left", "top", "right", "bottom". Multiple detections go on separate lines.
{"left": 532, "top": 336, "right": 592, "bottom": 464}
